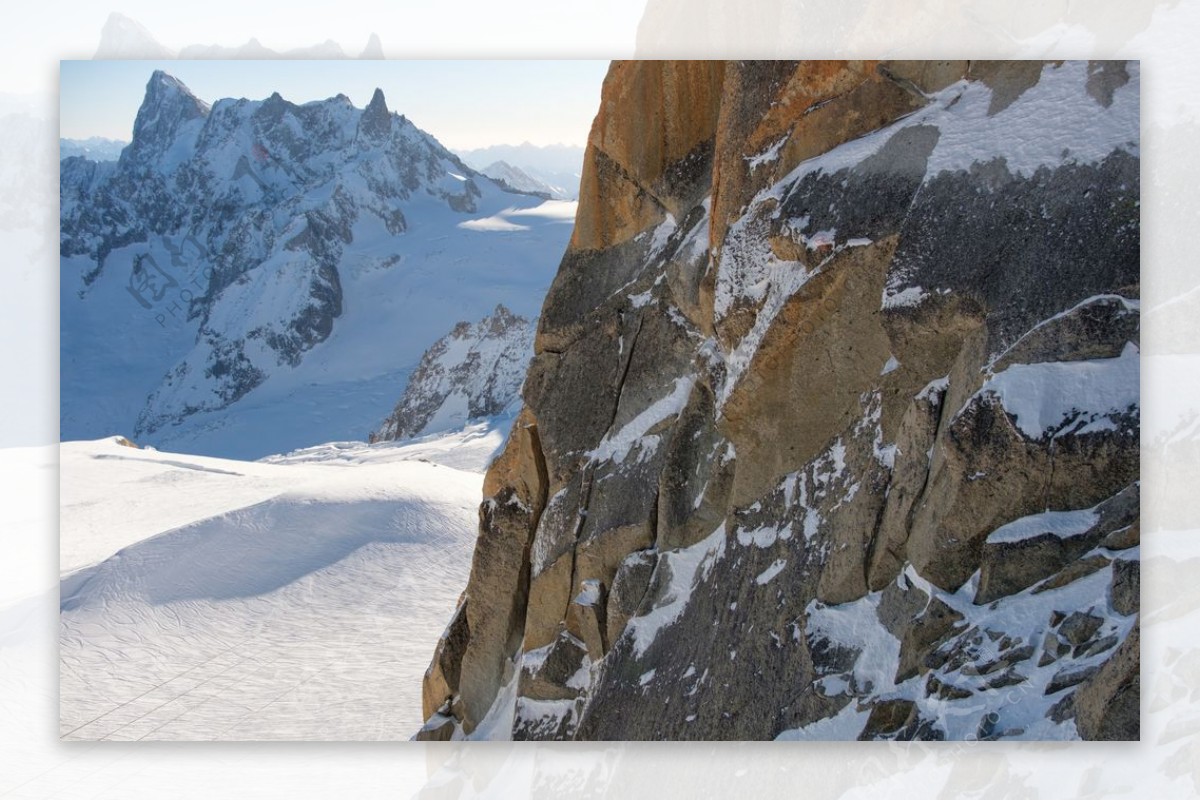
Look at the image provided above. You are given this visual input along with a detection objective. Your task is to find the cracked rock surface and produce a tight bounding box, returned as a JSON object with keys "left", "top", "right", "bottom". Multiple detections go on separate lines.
{"left": 417, "top": 60, "right": 1141, "bottom": 741}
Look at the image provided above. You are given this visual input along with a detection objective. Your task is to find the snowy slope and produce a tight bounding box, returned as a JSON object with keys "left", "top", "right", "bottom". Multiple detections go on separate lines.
{"left": 59, "top": 430, "right": 502, "bottom": 740}
{"left": 373, "top": 304, "right": 535, "bottom": 441}
{"left": 61, "top": 71, "right": 575, "bottom": 460}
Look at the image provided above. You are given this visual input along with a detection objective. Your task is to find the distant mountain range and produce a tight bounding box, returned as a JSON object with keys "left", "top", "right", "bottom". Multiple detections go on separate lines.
{"left": 60, "top": 137, "right": 127, "bottom": 162}
{"left": 457, "top": 142, "right": 584, "bottom": 200}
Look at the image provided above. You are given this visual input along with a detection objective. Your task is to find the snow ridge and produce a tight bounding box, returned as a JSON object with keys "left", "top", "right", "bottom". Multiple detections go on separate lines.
{"left": 373, "top": 305, "right": 536, "bottom": 442}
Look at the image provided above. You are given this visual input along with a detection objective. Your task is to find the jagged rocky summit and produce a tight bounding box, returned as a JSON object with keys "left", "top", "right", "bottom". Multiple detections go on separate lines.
{"left": 61, "top": 71, "right": 565, "bottom": 456}
{"left": 62, "top": 72, "right": 478, "bottom": 437}
{"left": 372, "top": 304, "right": 535, "bottom": 442}
{"left": 418, "top": 60, "right": 1140, "bottom": 742}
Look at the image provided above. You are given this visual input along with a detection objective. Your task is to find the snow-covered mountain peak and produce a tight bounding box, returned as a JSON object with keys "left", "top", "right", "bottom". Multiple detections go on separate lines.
{"left": 121, "top": 71, "right": 210, "bottom": 171}
{"left": 145, "top": 70, "right": 206, "bottom": 107}
{"left": 372, "top": 304, "right": 536, "bottom": 443}
{"left": 480, "top": 160, "right": 561, "bottom": 199}
{"left": 62, "top": 72, "right": 574, "bottom": 458}
{"left": 459, "top": 143, "right": 585, "bottom": 200}
{"left": 482, "top": 302, "right": 525, "bottom": 336}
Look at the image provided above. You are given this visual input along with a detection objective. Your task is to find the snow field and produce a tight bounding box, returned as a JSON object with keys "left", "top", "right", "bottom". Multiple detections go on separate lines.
{"left": 59, "top": 430, "right": 500, "bottom": 740}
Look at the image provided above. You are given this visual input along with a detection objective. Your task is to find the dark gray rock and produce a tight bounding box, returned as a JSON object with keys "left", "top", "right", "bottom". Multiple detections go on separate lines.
{"left": 1076, "top": 634, "right": 1119, "bottom": 659}
{"left": 1046, "top": 664, "right": 1101, "bottom": 695}
{"left": 606, "top": 550, "right": 656, "bottom": 645}
{"left": 975, "top": 484, "right": 1139, "bottom": 604}
{"left": 1075, "top": 624, "right": 1139, "bottom": 740}
{"left": 858, "top": 699, "right": 917, "bottom": 740}
{"left": 1047, "top": 692, "right": 1076, "bottom": 724}
{"left": 885, "top": 151, "right": 1139, "bottom": 356}
{"left": 1033, "top": 554, "right": 1111, "bottom": 593}
{"left": 992, "top": 295, "right": 1140, "bottom": 371}
{"left": 1058, "top": 611, "right": 1104, "bottom": 646}
{"left": 895, "top": 597, "right": 964, "bottom": 682}
{"left": 1110, "top": 558, "right": 1140, "bottom": 616}
{"left": 519, "top": 632, "right": 588, "bottom": 703}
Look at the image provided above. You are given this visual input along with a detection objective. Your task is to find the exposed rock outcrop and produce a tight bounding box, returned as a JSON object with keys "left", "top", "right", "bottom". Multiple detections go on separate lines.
{"left": 417, "top": 60, "right": 1140, "bottom": 741}
{"left": 372, "top": 305, "right": 535, "bottom": 442}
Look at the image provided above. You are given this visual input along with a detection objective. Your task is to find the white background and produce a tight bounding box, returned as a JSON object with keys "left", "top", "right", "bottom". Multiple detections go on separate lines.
{"left": 1, "top": 1, "right": 1198, "bottom": 797}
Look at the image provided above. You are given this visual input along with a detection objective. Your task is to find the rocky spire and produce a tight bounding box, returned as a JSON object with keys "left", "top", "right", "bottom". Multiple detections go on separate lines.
{"left": 122, "top": 71, "right": 209, "bottom": 169}
{"left": 357, "top": 88, "right": 392, "bottom": 142}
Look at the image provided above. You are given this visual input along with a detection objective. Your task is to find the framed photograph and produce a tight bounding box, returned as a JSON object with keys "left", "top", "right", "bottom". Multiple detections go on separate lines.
{"left": 59, "top": 59, "right": 1140, "bottom": 742}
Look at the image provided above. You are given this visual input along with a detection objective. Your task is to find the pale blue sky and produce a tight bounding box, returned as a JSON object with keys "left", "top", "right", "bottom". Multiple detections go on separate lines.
{"left": 60, "top": 60, "right": 610, "bottom": 150}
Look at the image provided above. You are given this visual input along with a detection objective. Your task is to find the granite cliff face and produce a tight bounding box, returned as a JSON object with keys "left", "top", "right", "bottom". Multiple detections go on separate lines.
{"left": 419, "top": 60, "right": 1140, "bottom": 741}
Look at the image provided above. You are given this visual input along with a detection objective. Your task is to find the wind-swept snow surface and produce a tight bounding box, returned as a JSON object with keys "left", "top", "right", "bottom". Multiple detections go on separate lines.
{"left": 59, "top": 432, "right": 497, "bottom": 740}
